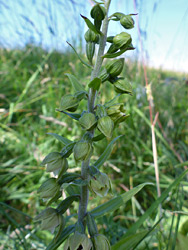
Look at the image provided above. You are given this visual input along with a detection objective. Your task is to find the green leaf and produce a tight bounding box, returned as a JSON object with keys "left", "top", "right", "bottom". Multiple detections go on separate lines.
{"left": 56, "top": 109, "right": 81, "bottom": 120}
{"left": 47, "top": 133, "right": 71, "bottom": 145}
{"left": 112, "top": 230, "right": 148, "bottom": 250}
{"left": 102, "top": 46, "right": 135, "bottom": 58}
{"left": 46, "top": 225, "right": 75, "bottom": 250}
{"left": 124, "top": 169, "right": 188, "bottom": 238}
{"left": 94, "top": 135, "right": 122, "bottom": 168}
{"left": 66, "top": 41, "right": 93, "bottom": 69}
{"left": 65, "top": 73, "right": 86, "bottom": 92}
{"left": 175, "top": 233, "right": 188, "bottom": 250}
{"left": 80, "top": 14, "right": 102, "bottom": 35}
{"left": 90, "top": 183, "right": 151, "bottom": 218}
{"left": 92, "top": 133, "right": 105, "bottom": 142}
{"left": 88, "top": 77, "right": 101, "bottom": 91}
{"left": 57, "top": 173, "right": 81, "bottom": 185}
{"left": 57, "top": 195, "right": 80, "bottom": 214}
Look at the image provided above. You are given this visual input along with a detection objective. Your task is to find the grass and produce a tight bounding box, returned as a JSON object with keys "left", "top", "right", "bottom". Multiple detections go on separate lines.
{"left": 0, "top": 45, "right": 188, "bottom": 249}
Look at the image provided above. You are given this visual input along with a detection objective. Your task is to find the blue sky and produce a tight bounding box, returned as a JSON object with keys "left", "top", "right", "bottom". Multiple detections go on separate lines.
{"left": 0, "top": 0, "right": 188, "bottom": 73}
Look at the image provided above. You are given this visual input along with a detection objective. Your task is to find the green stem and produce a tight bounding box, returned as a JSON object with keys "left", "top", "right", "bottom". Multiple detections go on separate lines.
{"left": 78, "top": 0, "right": 111, "bottom": 225}
{"left": 88, "top": 0, "right": 111, "bottom": 113}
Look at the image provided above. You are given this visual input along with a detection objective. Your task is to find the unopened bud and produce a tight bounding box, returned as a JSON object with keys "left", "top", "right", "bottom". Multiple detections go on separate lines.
{"left": 97, "top": 116, "right": 114, "bottom": 138}
{"left": 105, "top": 58, "right": 124, "bottom": 77}
{"left": 113, "top": 32, "right": 132, "bottom": 49}
{"left": 113, "top": 78, "right": 133, "bottom": 95}
{"left": 98, "top": 68, "right": 110, "bottom": 83}
{"left": 86, "top": 42, "right": 95, "bottom": 65}
{"left": 60, "top": 94, "right": 79, "bottom": 112}
{"left": 120, "top": 15, "right": 134, "bottom": 29}
{"left": 85, "top": 29, "right": 99, "bottom": 43}
{"left": 91, "top": 4, "right": 106, "bottom": 21}
{"left": 79, "top": 112, "right": 97, "bottom": 131}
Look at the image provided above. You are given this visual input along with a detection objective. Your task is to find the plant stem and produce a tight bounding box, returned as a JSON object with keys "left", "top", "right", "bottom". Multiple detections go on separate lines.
{"left": 78, "top": 0, "right": 111, "bottom": 225}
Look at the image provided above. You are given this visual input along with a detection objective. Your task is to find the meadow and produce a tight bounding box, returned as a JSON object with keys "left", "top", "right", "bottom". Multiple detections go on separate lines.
{"left": 0, "top": 45, "right": 188, "bottom": 249}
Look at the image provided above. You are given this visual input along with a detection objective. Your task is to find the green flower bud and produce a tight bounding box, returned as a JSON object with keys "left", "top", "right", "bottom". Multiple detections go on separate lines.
{"left": 73, "top": 141, "right": 93, "bottom": 162}
{"left": 92, "top": 234, "right": 111, "bottom": 250}
{"left": 106, "top": 103, "right": 129, "bottom": 125}
{"left": 98, "top": 68, "right": 110, "bottom": 83}
{"left": 105, "top": 58, "right": 124, "bottom": 77}
{"left": 89, "top": 172, "right": 112, "bottom": 197}
{"left": 86, "top": 42, "right": 95, "bottom": 65}
{"left": 91, "top": 4, "right": 106, "bottom": 21}
{"left": 106, "top": 103, "right": 126, "bottom": 116}
{"left": 113, "top": 32, "right": 132, "bottom": 49}
{"left": 90, "top": 4, "right": 106, "bottom": 31}
{"left": 97, "top": 116, "right": 114, "bottom": 138}
{"left": 120, "top": 15, "right": 134, "bottom": 29}
{"left": 79, "top": 112, "right": 97, "bottom": 130}
{"left": 113, "top": 78, "right": 133, "bottom": 95}
{"left": 85, "top": 29, "right": 99, "bottom": 43}
{"left": 96, "top": 104, "right": 107, "bottom": 118}
{"left": 34, "top": 207, "right": 64, "bottom": 233}
{"left": 42, "top": 152, "right": 68, "bottom": 176}
{"left": 60, "top": 94, "right": 79, "bottom": 112}
{"left": 64, "top": 231, "right": 93, "bottom": 250}
{"left": 37, "top": 178, "right": 60, "bottom": 201}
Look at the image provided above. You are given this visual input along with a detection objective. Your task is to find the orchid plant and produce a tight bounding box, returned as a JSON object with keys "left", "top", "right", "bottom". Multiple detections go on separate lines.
{"left": 34, "top": 1, "right": 145, "bottom": 249}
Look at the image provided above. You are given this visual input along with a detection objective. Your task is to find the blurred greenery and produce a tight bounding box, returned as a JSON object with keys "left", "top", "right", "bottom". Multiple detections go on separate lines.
{"left": 0, "top": 45, "right": 188, "bottom": 249}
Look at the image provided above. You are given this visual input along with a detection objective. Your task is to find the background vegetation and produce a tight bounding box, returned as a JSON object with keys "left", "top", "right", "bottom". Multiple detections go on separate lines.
{"left": 0, "top": 44, "right": 188, "bottom": 249}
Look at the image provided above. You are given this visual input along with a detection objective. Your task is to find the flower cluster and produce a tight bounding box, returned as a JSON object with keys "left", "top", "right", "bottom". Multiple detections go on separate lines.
{"left": 35, "top": 2, "right": 135, "bottom": 249}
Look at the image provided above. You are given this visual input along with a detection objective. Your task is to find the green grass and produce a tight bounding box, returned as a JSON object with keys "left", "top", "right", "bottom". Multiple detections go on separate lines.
{"left": 0, "top": 45, "right": 188, "bottom": 249}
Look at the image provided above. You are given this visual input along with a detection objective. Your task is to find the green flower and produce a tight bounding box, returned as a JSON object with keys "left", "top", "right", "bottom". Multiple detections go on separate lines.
{"left": 37, "top": 178, "right": 60, "bottom": 201}
{"left": 89, "top": 172, "right": 112, "bottom": 197}
{"left": 64, "top": 231, "right": 93, "bottom": 250}
{"left": 113, "top": 78, "right": 133, "bottom": 95}
{"left": 79, "top": 112, "right": 97, "bottom": 131}
{"left": 97, "top": 116, "right": 114, "bottom": 138}
{"left": 120, "top": 15, "right": 134, "bottom": 29}
{"left": 42, "top": 152, "right": 68, "bottom": 176}
{"left": 73, "top": 141, "right": 93, "bottom": 162}
{"left": 34, "top": 208, "right": 64, "bottom": 233}
{"left": 92, "top": 234, "right": 111, "bottom": 250}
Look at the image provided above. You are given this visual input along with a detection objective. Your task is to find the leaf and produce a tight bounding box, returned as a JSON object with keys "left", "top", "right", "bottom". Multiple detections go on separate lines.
{"left": 90, "top": 183, "right": 151, "bottom": 218}
{"left": 113, "top": 216, "right": 163, "bottom": 250}
{"left": 47, "top": 133, "right": 71, "bottom": 145}
{"left": 57, "top": 173, "right": 81, "bottom": 185}
{"left": 112, "top": 230, "right": 148, "bottom": 250}
{"left": 102, "top": 46, "right": 135, "bottom": 58}
{"left": 80, "top": 14, "right": 102, "bottom": 35}
{"left": 65, "top": 73, "right": 86, "bottom": 92}
{"left": 88, "top": 77, "right": 101, "bottom": 91}
{"left": 57, "top": 194, "right": 80, "bottom": 214}
{"left": 175, "top": 233, "right": 188, "bottom": 250}
{"left": 94, "top": 135, "right": 122, "bottom": 168}
{"left": 92, "top": 133, "right": 105, "bottom": 142}
{"left": 66, "top": 41, "right": 93, "bottom": 69}
{"left": 46, "top": 225, "right": 75, "bottom": 250}
{"left": 56, "top": 109, "right": 81, "bottom": 120}
{"left": 124, "top": 169, "right": 188, "bottom": 238}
